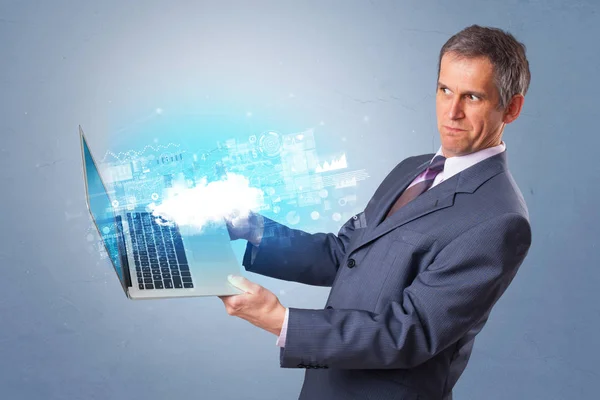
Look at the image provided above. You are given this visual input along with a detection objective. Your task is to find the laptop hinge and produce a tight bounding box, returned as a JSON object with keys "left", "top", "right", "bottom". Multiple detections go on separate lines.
{"left": 116, "top": 216, "right": 133, "bottom": 288}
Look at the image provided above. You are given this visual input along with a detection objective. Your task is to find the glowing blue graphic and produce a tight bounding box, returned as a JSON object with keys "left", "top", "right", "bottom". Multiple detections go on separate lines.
{"left": 104, "top": 128, "right": 366, "bottom": 225}
{"left": 316, "top": 153, "right": 347, "bottom": 173}
{"left": 101, "top": 142, "right": 181, "bottom": 163}
{"left": 82, "top": 135, "right": 125, "bottom": 283}
{"left": 258, "top": 131, "right": 282, "bottom": 158}
{"left": 85, "top": 110, "right": 373, "bottom": 250}
{"left": 286, "top": 210, "right": 300, "bottom": 225}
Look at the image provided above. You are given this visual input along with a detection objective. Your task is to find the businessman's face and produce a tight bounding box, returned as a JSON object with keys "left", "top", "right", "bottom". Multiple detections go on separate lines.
{"left": 435, "top": 52, "right": 523, "bottom": 157}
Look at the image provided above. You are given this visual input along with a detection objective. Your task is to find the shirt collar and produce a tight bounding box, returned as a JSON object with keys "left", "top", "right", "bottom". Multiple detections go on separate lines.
{"left": 433, "top": 141, "right": 506, "bottom": 181}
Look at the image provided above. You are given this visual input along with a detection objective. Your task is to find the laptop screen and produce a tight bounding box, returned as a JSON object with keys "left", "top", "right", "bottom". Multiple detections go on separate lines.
{"left": 81, "top": 131, "right": 127, "bottom": 287}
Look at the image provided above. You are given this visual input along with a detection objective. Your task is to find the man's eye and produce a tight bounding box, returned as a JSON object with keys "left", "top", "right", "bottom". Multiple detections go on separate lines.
{"left": 440, "top": 87, "right": 451, "bottom": 94}
{"left": 468, "top": 94, "right": 480, "bottom": 101}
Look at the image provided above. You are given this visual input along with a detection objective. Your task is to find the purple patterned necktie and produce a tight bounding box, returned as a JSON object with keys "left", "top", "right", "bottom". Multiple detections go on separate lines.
{"left": 385, "top": 155, "right": 447, "bottom": 219}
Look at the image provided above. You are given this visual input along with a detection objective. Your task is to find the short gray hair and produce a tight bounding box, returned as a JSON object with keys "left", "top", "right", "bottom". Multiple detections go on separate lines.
{"left": 438, "top": 25, "right": 531, "bottom": 110}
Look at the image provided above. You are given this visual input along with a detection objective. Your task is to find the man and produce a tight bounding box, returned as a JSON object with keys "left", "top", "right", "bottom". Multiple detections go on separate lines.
{"left": 220, "top": 24, "right": 532, "bottom": 400}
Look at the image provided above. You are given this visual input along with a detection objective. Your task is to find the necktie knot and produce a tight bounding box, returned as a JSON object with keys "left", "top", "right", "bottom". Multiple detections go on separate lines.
{"left": 428, "top": 155, "right": 446, "bottom": 173}
{"left": 384, "top": 154, "right": 446, "bottom": 220}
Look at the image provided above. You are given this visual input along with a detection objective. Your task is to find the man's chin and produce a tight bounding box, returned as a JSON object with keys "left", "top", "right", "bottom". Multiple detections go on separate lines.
{"left": 441, "top": 143, "right": 475, "bottom": 158}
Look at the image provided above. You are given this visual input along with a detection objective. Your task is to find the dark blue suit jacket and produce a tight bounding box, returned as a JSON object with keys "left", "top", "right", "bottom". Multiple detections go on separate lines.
{"left": 242, "top": 151, "right": 532, "bottom": 400}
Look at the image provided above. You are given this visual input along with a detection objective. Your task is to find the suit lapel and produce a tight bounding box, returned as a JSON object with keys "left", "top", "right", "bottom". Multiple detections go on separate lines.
{"left": 355, "top": 151, "right": 508, "bottom": 252}
{"left": 356, "top": 178, "right": 458, "bottom": 251}
{"left": 366, "top": 159, "right": 431, "bottom": 227}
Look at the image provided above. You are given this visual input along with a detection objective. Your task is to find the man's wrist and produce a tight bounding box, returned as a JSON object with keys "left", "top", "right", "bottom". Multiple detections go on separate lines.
{"left": 267, "top": 304, "right": 287, "bottom": 337}
{"left": 276, "top": 307, "right": 289, "bottom": 347}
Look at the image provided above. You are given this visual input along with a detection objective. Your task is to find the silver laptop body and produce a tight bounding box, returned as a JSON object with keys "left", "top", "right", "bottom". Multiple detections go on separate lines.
{"left": 80, "top": 126, "right": 244, "bottom": 299}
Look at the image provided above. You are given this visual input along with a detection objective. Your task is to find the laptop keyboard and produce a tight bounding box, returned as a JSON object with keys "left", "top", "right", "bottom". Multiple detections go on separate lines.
{"left": 127, "top": 212, "right": 194, "bottom": 290}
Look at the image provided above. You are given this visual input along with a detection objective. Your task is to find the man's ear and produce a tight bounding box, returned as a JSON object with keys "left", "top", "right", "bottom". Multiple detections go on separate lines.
{"left": 503, "top": 94, "right": 525, "bottom": 124}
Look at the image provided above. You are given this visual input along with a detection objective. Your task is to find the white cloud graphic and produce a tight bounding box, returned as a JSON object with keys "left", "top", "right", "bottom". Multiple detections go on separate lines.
{"left": 147, "top": 173, "right": 264, "bottom": 233}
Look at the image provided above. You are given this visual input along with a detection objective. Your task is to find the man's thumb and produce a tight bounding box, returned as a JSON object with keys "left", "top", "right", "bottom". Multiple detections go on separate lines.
{"left": 227, "top": 275, "right": 257, "bottom": 294}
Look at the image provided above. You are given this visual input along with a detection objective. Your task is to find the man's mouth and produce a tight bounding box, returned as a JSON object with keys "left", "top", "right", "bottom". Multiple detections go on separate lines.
{"left": 444, "top": 126, "right": 465, "bottom": 133}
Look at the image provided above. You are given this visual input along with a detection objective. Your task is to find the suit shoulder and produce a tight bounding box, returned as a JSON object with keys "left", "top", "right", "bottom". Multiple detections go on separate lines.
{"left": 479, "top": 169, "right": 530, "bottom": 220}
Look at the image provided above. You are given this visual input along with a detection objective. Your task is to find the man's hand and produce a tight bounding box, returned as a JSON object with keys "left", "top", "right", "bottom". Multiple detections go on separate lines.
{"left": 225, "top": 211, "right": 264, "bottom": 246}
{"left": 219, "top": 275, "right": 286, "bottom": 336}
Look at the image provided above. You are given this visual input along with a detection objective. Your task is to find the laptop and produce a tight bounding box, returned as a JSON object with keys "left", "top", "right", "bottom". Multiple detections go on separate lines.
{"left": 79, "top": 126, "right": 244, "bottom": 299}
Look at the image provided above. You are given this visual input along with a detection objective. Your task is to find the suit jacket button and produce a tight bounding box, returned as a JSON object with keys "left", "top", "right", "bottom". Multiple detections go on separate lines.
{"left": 297, "top": 363, "right": 306, "bottom": 368}
{"left": 326, "top": 306, "right": 333, "bottom": 309}
{"left": 347, "top": 258, "right": 356, "bottom": 268}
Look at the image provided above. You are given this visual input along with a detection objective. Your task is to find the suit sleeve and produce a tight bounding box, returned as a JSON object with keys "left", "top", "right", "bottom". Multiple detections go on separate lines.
{"left": 278, "top": 213, "right": 532, "bottom": 369}
{"left": 242, "top": 214, "right": 360, "bottom": 287}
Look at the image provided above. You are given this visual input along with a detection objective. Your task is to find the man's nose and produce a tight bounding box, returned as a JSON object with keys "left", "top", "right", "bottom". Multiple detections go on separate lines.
{"left": 447, "top": 97, "right": 464, "bottom": 119}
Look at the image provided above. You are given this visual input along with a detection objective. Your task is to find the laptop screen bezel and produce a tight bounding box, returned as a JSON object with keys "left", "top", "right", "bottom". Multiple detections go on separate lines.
{"left": 79, "top": 126, "right": 132, "bottom": 294}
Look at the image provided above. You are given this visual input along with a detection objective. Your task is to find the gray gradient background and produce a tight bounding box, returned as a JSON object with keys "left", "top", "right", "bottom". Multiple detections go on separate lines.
{"left": 1, "top": 1, "right": 598, "bottom": 399}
